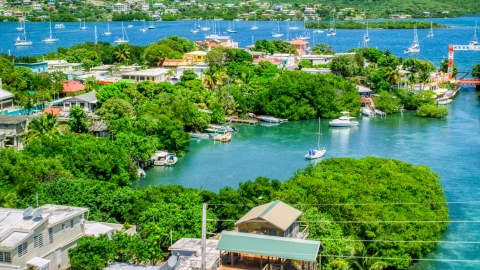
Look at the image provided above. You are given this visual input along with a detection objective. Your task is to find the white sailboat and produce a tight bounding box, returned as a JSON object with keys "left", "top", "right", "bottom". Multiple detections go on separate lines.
{"left": 16, "top": 19, "right": 24, "bottom": 31}
{"left": 114, "top": 22, "right": 129, "bottom": 44}
{"left": 364, "top": 22, "right": 370, "bottom": 43}
{"left": 201, "top": 20, "right": 210, "bottom": 31}
{"left": 305, "top": 117, "right": 326, "bottom": 159}
{"left": 313, "top": 19, "right": 323, "bottom": 33}
{"left": 104, "top": 23, "right": 111, "bottom": 35}
{"left": 140, "top": 20, "right": 148, "bottom": 32}
{"left": 272, "top": 21, "right": 284, "bottom": 37}
{"left": 470, "top": 21, "right": 478, "bottom": 46}
{"left": 289, "top": 18, "right": 299, "bottom": 30}
{"left": 327, "top": 16, "right": 336, "bottom": 36}
{"left": 42, "top": 20, "right": 59, "bottom": 43}
{"left": 227, "top": 20, "right": 237, "bottom": 33}
{"left": 297, "top": 18, "right": 311, "bottom": 40}
{"left": 404, "top": 24, "right": 420, "bottom": 54}
{"left": 251, "top": 14, "right": 258, "bottom": 30}
{"left": 190, "top": 19, "right": 199, "bottom": 33}
{"left": 148, "top": 18, "right": 155, "bottom": 29}
{"left": 14, "top": 25, "right": 32, "bottom": 46}
{"left": 94, "top": 25, "right": 98, "bottom": 45}
{"left": 79, "top": 18, "right": 88, "bottom": 30}
{"left": 427, "top": 21, "right": 434, "bottom": 38}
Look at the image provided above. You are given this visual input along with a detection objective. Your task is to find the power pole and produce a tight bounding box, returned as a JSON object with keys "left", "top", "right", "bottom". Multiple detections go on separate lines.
{"left": 201, "top": 203, "right": 207, "bottom": 270}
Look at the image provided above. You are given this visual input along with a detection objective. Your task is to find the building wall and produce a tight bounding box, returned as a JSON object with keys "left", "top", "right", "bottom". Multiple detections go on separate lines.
{"left": 237, "top": 220, "right": 283, "bottom": 237}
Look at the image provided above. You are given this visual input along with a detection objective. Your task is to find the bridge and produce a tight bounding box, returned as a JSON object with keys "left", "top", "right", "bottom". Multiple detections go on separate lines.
{"left": 447, "top": 44, "right": 480, "bottom": 90}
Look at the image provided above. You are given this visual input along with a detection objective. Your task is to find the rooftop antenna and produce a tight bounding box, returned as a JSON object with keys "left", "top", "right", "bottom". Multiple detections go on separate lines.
{"left": 36, "top": 192, "right": 38, "bottom": 207}
{"left": 23, "top": 206, "right": 33, "bottom": 219}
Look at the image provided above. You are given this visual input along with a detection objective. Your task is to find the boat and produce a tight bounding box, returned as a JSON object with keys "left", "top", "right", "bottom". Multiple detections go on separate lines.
{"left": 138, "top": 168, "right": 146, "bottom": 177}
{"left": 289, "top": 18, "right": 299, "bottom": 30}
{"left": 227, "top": 20, "right": 237, "bottom": 33}
{"left": 104, "top": 23, "right": 111, "bottom": 35}
{"left": 248, "top": 113, "right": 256, "bottom": 118}
{"left": 256, "top": 116, "right": 281, "bottom": 123}
{"left": 327, "top": 16, "right": 336, "bottom": 36}
{"left": 94, "top": 25, "right": 98, "bottom": 45}
{"left": 127, "top": 24, "right": 133, "bottom": 28}
{"left": 437, "top": 97, "right": 453, "bottom": 105}
{"left": 213, "top": 132, "right": 232, "bottom": 142}
{"left": 140, "top": 20, "right": 148, "bottom": 32}
{"left": 364, "top": 22, "right": 370, "bottom": 43}
{"left": 271, "top": 21, "right": 283, "bottom": 38}
{"left": 114, "top": 22, "right": 129, "bottom": 44}
{"left": 14, "top": 26, "right": 32, "bottom": 46}
{"left": 201, "top": 20, "right": 210, "bottom": 31}
{"left": 148, "top": 18, "right": 155, "bottom": 29}
{"left": 251, "top": 14, "right": 259, "bottom": 30}
{"left": 210, "top": 125, "right": 238, "bottom": 132}
{"left": 16, "top": 19, "right": 24, "bottom": 31}
{"left": 54, "top": 23, "right": 65, "bottom": 29}
{"left": 151, "top": 151, "right": 177, "bottom": 166}
{"left": 305, "top": 117, "right": 326, "bottom": 159}
{"left": 79, "top": 18, "right": 88, "bottom": 30}
{"left": 427, "top": 21, "right": 434, "bottom": 38}
{"left": 165, "top": 154, "right": 178, "bottom": 166}
{"left": 374, "top": 109, "right": 386, "bottom": 117}
{"left": 297, "top": 18, "right": 311, "bottom": 40}
{"left": 404, "top": 24, "right": 420, "bottom": 54}
{"left": 361, "top": 107, "right": 375, "bottom": 117}
{"left": 329, "top": 111, "right": 359, "bottom": 127}
{"left": 189, "top": 132, "right": 213, "bottom": 139}
{"left": 191, "top": 19, "right": 199, "bottom": 33}
{"left": 313, "top": 19, "right": 323, "bottom": 33}
{"left": 42, "top": 20, "right": 59, "bottom": 43}
{"left": 470, "top": 21, "right": 478, "bottom": 46}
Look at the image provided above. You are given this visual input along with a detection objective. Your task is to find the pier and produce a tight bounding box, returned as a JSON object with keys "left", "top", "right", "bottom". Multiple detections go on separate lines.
{"left": 226, "top": 116, "right": 258, "bottom": 125}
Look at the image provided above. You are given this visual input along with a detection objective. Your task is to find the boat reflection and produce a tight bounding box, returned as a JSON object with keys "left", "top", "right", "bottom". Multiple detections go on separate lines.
{"left": 329, "top": 126, "right": 358, "bottom": 154}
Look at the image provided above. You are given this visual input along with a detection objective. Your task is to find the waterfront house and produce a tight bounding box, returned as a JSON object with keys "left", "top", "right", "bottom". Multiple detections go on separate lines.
{"left": 300, "top": 54, "right": 335, "bottom": 65}
{"left": 162, "top": 59, "right": 192, "bottom": 69}
{"left": 0, "top": 204, "right": 134, "bottom": 270}
{"left": 60, "top": 81, "right": 85, "bottom": 97}
{"left": 204, "top": 36, "right": 239, "bottom": 49}
{"left": 0, "top": 79, "right": 14, "bottom": 111}
{"left": 14, "top": 61, "right": 48, "bottom": 74}
{"left": 0, "top": 115, "right": 30, "bottom": 150}
{"left": 183, "top": 51, "right": 207, "bottom": 63}
{"left": 61, "top": 91, "right": 97, "bottom": 112}
{"left": 290, "top": 39, "right": 309, "bottom": 56}
{"left": 121, "top": 68, "right": 169, "bottom": 83}
{"left": 113, "top": 2, "right": 126, "bottom": 11}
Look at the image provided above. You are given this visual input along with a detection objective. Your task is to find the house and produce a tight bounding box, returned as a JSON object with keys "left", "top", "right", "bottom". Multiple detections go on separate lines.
{"left": 162, "top": 59, "right": 192, "bottom": 69}
{"left": 113, "top": 2, "right": 126, "bottom": 11}
{"left": 357, "top": 85, "right": 372, "bottom": 98}
{"left": 45, "top": 60, "right": 83, "bottom": 74}
{"left": 253, "top": 58, "right": 283, "bottom": 68}
{"left": 152, "top": 3, "right": 165, "bottom": 9}
{"left": 121, "top": 68, "right": 169, "bottom": 83}
{"left": 32, "top": 2, "right": 42, "bottom": 11}
{"left": 290, "top": 39, "right": 309, "bottom": 56}
{"left": 22, "top": 0, "right": 30, "bottom": 6}
{"left": 0, "top": 79, "right": 14, "bottom": 111}
{"left": 61, "top": 91, "right": 97, "bottom": 112}
{"left": 13, "top": 10, "right": 23, "bottom": 17}
{"left": 14, "top": 61, "right": 48, "bottom": 74}
{"left": 236, "top": 200, "right": 308, "bottom": 239}
{"left": 0, "top": 115, "right": 30, "bottom": 150}
{"left": 168, "top": 238, "right": 223, "bottom": 270}
{"left": 301, "top": 68, "right": 331, "bottom": 75}
{"left": 60, "top": 81, "right": 85, "bottom": 97}
{"left": 269, "top": 54, "right": 295, "bottom": 68}
{"left": 301, "top": 54, "right": 335, "bottom": 65}
{"left": 304, "top": 7, "right": 315, "bottom": 14}
{"left": 0, "top": 204, "right": 133, "bottom": 270}
{"left": 183, "top": 51, "right": 207, "bottom": 63}
{"left": 204, "top": 35, "right": 238, "bottom": 49}
{"left": 47, "top": 0, "right": 54, "bottom": 5}
{"left": 141, "top": 4, "right": 149, "bottom": 11}
{"left": 89, "top": 120, "right": 109, "bottom": 138}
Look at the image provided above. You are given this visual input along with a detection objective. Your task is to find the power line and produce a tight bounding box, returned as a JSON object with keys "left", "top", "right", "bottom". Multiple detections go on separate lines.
{"left": 312, "top": 239, "right": 480, "bottom": 244}
{"left": 206, "top": 200, "right": 480, "bottom": 207}
{"left": 320, "top": 255, "right": 480, "bottom": 263}
{"left": 207, "top": 219, "right": 478, "bottom": 224}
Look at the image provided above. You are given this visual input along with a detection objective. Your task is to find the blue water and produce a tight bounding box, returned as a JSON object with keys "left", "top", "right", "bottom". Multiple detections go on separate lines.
{"left": 2, "top": 17, "right": 480, "bottom": 72}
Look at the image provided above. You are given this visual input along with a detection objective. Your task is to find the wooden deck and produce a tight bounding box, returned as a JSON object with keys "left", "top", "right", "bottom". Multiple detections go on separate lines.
{"left": 226, "top": 116, "right": 258, "bottom": 125}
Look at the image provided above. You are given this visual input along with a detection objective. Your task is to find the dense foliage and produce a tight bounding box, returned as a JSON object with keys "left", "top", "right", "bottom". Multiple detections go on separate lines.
{"left": 473, "top": 63, "right": 480, "bottom": 79}
{"left": 416, "top": 104, "right": 448, "bottom": 118}
{"left": 253, "top": 39, "right": 298, "bottom": 55}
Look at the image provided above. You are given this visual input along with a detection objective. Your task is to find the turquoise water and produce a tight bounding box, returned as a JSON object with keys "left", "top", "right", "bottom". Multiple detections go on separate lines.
{"left": 132, "top": 88, "right": 480, "bottom": 269}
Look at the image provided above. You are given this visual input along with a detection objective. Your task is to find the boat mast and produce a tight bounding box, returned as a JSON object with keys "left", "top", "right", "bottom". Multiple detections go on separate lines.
{"left": 317, "top": 117, "right": 321, "bottom": 148}
{"left": 94, "top": 26, "right": 98, "bottom": 44}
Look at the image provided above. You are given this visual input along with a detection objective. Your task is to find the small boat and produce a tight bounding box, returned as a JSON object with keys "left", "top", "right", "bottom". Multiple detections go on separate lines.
{"left": 289, "top": 18, "right": 299, "bottom": 30}
{"left": 209, "top": 125, "right": 237, "bottom": 132}
{"left": 138, "top": 168, "right": 146, "bottom": 177}
{"left": 104, "top": 23, "right": 111, "bottom": 35}
{"left": 191, "top": 19, "right": 199, "bottom": 33}
{"left": 140, "top": 20, "right": 148, "bottom": 32}
{"left": 312, "top": 19, "right": 323, "bottom": 33}
{"left": 148, "top": 19, "right": 155, "bottom": 29}
{"left": 127, "top": 24, "right": 134, "bottom": 28}
{"left": 226, "top": 20, "right": 237, "bottom": 33}
{"left": 248, "top": 113, "right": 256, "bottom": 118}
{"left": 152, "top": 151, "right": 177, "bottom": 166}
{"left": 374, "top": 109, "right": 386, "bottom": 117}
{"left": 427, "top": 21, "right": 434, "bottom": 38}
{"left": 165, "top": 154, "right": 178, "bottom": 166}
{"left": 42, "top": 20, "right": 59, "bottom": 43}
{"left": 114, "top": 22, "right": 129, "bottom": 44}
{"left": 327, "top": 16, "right": 336, "bottom": 36}
{"left": 305, "top": 117, "right": 326, "bottom": 159}
{"left": 437, "top": 97, "right": 453, "bottom": 105}
{"left": 404, "top": 24, "right": 420, "bottom": 54}
{"left": 213, "top": 132, "right": 232, "bottom": 142}
{"left": 272, "top": 21, "right": 283, "bottom": 37}
{"left": 251, "top": 14, "right": 259, "bottom": 30}
{"left": 189, "top": 132, "right": 213, "bottom": 139}
{"left": 361, "top": 107, "right": 375, "bottom": 117}
{"left": 14, "top": 27, "right": 32, "bottom": 46}
{"left": 256, "top": 116, "right": 281, "bottom": 123}
{"left": 54, "top": 23, "right": 65, "bottom": 29}
{"left": 79, "top": 18, "right": 88, "bottom": 30}
{"left": 470, "top": 21, "right": 478, "bottom": 46}
{"left": 364, "top": 22, "right": 370, "bottom": 43}
{"left": 16, "top": 19, "right": 24, "bottom": 31}
{"left": 201, "top": 20, "right": 210, "bottom": 31}
{"left": 329, "top": 111, "right": 359, "bottom": 127}
{"left": 297, "top": 18, "right": 311, "bottom": 40}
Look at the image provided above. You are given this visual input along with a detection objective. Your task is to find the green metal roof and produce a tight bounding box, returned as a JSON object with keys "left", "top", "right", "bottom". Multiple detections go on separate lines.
{"left": 216, "top": 231, "right": 321, "bottom": 262}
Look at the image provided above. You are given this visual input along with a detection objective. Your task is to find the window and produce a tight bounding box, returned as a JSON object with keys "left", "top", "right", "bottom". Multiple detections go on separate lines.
{"left": 62, "top": 223, "right": 65, "bottom": 230}
{"left": 34, "top": 233, "right": 43, "bottom": 248}
{"left": 49, "top": 228, "right": 54, "bottom": 243}
{"left": 70, "top": 219, "right": 74, "bottom": 229}
{"left": 18, "top": 241, "right": 27, "bottom": 257}
{"left": 0, "top": 252, "right": 12, "bottom": 263}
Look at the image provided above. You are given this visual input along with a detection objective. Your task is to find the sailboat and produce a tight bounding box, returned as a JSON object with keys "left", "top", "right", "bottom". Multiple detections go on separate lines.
{"left": 79, "top": 18, "right": 88, "bottom": 30}
{"left": 271, "top": 21, "right": 284, "bottom": 37}
{"left": 251, "top": 14, "right": 258, "bottom": 30}
{"left": 148, "top": 18, "right": 155, "bottom": 29}
{"left": 305, "top": 117, "right": 326, "bottom": 159}
{"left": 42, "top": 20, "right": 59, "bottom": 43}
{"left": 427, "top": 21, "right": 434, "bottom": 38}
{"left": 94, "top": 26, "right": 98, "bottom": 45}
{"left": 289, "top": 18, "right": 299, "bottom": 30}
{"left": 14, "top": 25, "right": 32, "bottom": 46}
{"left": 313, "top": 19, "right": 323, "bottom": 33}
{"left": 104, "top": 23, "right": 111, "bottom": 35}
{"left": 227, "top": 20, "right": 237, "bottom": 33}
{"left": 470, "top": 21, "right": 478, "bottom": 46}
{"left": 297, "top": 18, "right": 311, "bottom": 40}
{"left": 201, "top": 20, "right": 210, "bottom": 31}
{"left": 16, "top": 19, "right": 24, "bottom": 31}
{"left": 114, "top": 22, "right": 129, "bottom": 44}
{"left": 140, "top": 20, "right": 148, "bottom": 32}
{"left": 404, "top": 24, "right": 420, "bottom": 54}
{"left": 364, "top": 22, "right": 370, "bottom": 43}
{"left": 327, "top": 16, "right": 336, "bottom": 36}
{"left": 190, "top": 19, "right": 199, "bottom": 33}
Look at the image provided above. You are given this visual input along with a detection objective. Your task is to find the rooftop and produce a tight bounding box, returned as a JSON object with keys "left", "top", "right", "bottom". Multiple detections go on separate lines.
{"left": 62, "top": 81, "right": 85, "bottom": 93}
{"left": 0, "top": 88, "right": 14, "bottom": 100}
{"left": 169, "top": 238, "right": 222, "bottom": 270}
{"left": 184, "top": 50, "right": 208, "bottom": 56}
{"left": 122, "top": 68, "right": 169, "bottom": 76}
{"left": 235, "top": 200, "right": 302, "bottom": 231}
{"left": 64, "top": 92, "right": 97, "bottom": 103}
{"left": 290, "top": 39, "right": 309, "bottom": 45}
{"left": 104, "top": 263, "right": 160, "bottom": 270}
{"left": 84, "top": 223, "right": 114, "bottom": 237}
{"left": 0, "top": 115, "right": 30, "bottom": 125}
{"left": 40, "top": 204, "right": 88, "bottom": 226}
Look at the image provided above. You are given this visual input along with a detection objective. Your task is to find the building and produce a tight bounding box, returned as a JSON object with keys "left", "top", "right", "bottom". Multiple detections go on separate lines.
{"left": 141, "top": 4, "right": 149, "bottom": 11}
{"left": 113, "top": 2, "right": 126, "bottom": 11}
{"left": 0, "top": 115, "right": 30, "bottom": 150}
{"left": 61, "top": 91, "right": 97, "bottom": 112}
{"left": 162, "top": 59, "right": 192, "bottom": 69}
{"left": 253, "top": 58, "right": 283, "bottom": 68}
{"left": 121, "top": 68, "right": 169, "bottom": 83}
{"left": 204, "top": 35, "right": 238, "bottom": 49}
{"left": 0, "top": 205, "right": 133, "bottom": 270}
{"left": 183, "top": 51, "right": 207, "bottom": 63}
{"left": 168, "top": 238, "right": 223, "bottom": 270}
{"left": 0, "top": 132, "right": 5, "bottom": 149}
{"left": 14, "top": 62, "right": 48, "bottom": 73}
{"left": 290, "top": 39, "right": 309, "bottom": 56}
{"left": 32, "top": 2, "right": 42, "bottom": 11}
{"left": 300, "top": 54, "right": 335, "bottom": 65}
{"left": 60, "top": 81, "right": 85, "bottom": 97}
{"left": 89, "top": 120, "right": 109, "bottom": 138}
{"left": 269, "top": 54, "right": 295, "bottom": 68}
{"left": 301, "top": 68, "right": 331, "bottom": 75}
{"left": 0, "top": 79, "right": 14, "bottom": 111}
{"left": 176, "top": 64, "right": 209, "bottom": 81}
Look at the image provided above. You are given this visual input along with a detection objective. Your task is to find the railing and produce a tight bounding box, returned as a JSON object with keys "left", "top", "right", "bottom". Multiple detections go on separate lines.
{"left": 0, "top": 265, "right": 21, "bottom": 270}
{"left": 296, "top": 225, "right": 310, "bottom": 239}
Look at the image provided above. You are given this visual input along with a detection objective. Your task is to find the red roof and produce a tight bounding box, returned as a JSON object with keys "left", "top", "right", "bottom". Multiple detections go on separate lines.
{"left": 254, "top": 58, "right": 282, "bottom": 65}
{"left": 61, "top": 81, "right": 85, "bottom": 93}
{"left": 290, "top": 39, "right": 309, "bottom": 45}
{"left": 43, "top": 107, "right": 61, "bottom": 116}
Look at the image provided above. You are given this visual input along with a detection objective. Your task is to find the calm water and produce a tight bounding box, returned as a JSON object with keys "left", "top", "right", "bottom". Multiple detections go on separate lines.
{"left": 132, "top": 88, "right": 480, "bottom": 269}
{"left": 2, "top": 17, "right": 480, "bottom": 72}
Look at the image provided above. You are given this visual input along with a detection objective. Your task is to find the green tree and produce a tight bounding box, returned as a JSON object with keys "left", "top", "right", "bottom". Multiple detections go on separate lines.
{"left": 330, "top": 54, "right": 360, "bottom": 78}
{"left": 68, "top": 105, "right": 89, "bottom": 133}
{"left": 96, "top": 98, "right": 135, "bottom": 121}
{"left": 84, "top": 76, "right": 100, "bottom": 92}
{"left": 439, "top": 60, "right": 458, "bottom": 78}
{"left": 298, "top": 59, "right": 313, "bottom": 69}
{"left": 114, "top": 45, "right": 131, "bottom": 64}
{"left": 24, "top": 113, "right": 60, "bottom": 144}
{"left": 68, "top": 235, "right": 114, "bottom": 270}
{"left": 312, "top": 43, "right": 334, "bottom": 55}
{"left": 472, "top": 63, "right": 480, "bottom": 78}
{"left": 384, "top": 68, "right": 401, "bottom": 88}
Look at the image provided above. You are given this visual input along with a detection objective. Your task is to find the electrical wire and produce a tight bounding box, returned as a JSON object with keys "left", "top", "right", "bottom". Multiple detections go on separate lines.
{"left": 206, "top": 200, "right": 480, "bottom": 206}
{"left": 311, "top": 239, "right": 480, "bottom": 244}
{"left": 320, "top": 255, "right": 480, "bottom": 263}
{"left": 206, "top": 219, "right": 477, "bottom": 224}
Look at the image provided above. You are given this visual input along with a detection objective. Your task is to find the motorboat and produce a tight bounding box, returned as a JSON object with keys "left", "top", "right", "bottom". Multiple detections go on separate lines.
{"left": 256, "top": 116, "right": 281, "bottom": 123}
{"left": 55, "top": 23, "right": 65, "bottom": 29}
{"left": 114, "top": 22, "right": 129, "bottom": 44}
{"left": 374, "top": 109, "right": 387, "bottom": 117}
{"left": 165, "top": 154, "right": 178, "bottom": 166}
{"left": 209, "top": 125, "right": 238, "bottom": 132}
{"left": 213, "top": 132, "right": 232, "bottom": 142}
{"left": 305, "top": 117, "right": 326, "bottom": 159}
{"left": 152, "top": 151, "right": 177, "bottom": 166}
{"left": 42, "top": 20, "right": 59, "bottom": 43}
{"left": 138, "top": 168, "right": 146, "bottom": 177}
{"left": 189, "top": 133, "right": 213, "bottom": 139}
{"left": 437, "top": 97, "right": 453, "bottom": 105}
{"left": 329, "top": 112, "right": 359, "bottom": 127}
{"left": 361, "top": 107, "right": 375, "bottom": 117}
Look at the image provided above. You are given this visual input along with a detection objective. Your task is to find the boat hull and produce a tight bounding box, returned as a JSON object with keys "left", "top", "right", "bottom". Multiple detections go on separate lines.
{"left": 305, "top": 149, "right": 326, "bottom": 159}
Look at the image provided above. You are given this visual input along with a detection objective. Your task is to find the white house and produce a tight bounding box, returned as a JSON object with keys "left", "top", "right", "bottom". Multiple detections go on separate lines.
{"left": 113, "top": 2, "right": 126, "bottom": 11}
{"left": 0, "top": 79, "right": 14, "bottom": 111}
{"left": 121, "top": 68, "right": 169, "bottom": 83}
{"left": 61, "top": 91, "right": 97, "bottom": 112}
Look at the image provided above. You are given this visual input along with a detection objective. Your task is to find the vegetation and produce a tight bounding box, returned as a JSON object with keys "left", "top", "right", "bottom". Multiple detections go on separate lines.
{"left": 416, "top": 104, "right": 448, "bottom": 117}
{"left": 472, "top": 63, "right": 480, "bottom": 78}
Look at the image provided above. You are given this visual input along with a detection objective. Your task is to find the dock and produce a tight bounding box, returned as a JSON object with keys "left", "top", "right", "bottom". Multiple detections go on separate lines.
{"left": 226, "top": 116, "right": 258, "bottom": 125}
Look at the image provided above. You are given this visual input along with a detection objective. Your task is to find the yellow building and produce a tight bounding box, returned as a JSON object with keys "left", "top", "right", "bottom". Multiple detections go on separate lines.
{"left": 183, "top": 51, "right": 208, "bottom": 63}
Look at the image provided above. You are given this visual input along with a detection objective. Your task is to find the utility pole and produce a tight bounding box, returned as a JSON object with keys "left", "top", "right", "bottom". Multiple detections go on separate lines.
{"left": 201, "top": 203, "right": 206, "bottom": 270}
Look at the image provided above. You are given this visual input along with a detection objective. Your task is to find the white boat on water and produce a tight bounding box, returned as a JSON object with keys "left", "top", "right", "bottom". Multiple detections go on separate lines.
{"left": 209, "top": 124, "right": 238, "bottom": 132}
{"left": 151, "top": 151, "right": 177, "bottom": 166}
{"left": 374, "top": 109, "right": 387, "bottom": 117}
{"left": 42, "top": 20, "right": 59, "bottom": 43}
{"left": 16, "top": 19, "right": 24, "bottom": 31}
{"left": 55, "top": 23, "right": 65, "bottom": 29}
{"left": 148, "top": 19, "right": 155, "bottom": 29}
{"left": 104, "top": 23, "right": 112, "bottom": 35}
{"left": 364, "top": 22, "right": 370, "bottom": 43}
{"left": 361, "top": 107, "right": 375, "bottom": 117}
{"left": 329, "top": 111, "right": 359, "bottom": 127}
{"left": 138, "top": 168, "right": 146, "bottom": 177}
{"left": 127, "top": 24, "right": 134, "bottom": 28}
{"left": 404, "top": 24, "right": 420, "bottom": 54}
{"left": 272, "top": 21, "right": 284, "bottom": 37}
{"left": 191, "top": 19, "right": 199, "bottom": 33}
{"left": 297, "top": 18, "right": 311, "bottom": 40}
{"left": 470, "top": 21, "right": 478, "bottom": 46}
{"left": 140, "top": 20, "right": 148, "bottom": 32}
{"left": 201, "top": 20, "right": 210, "bottom": 31}
{"left": 437, "top": 97, "right": 453, "bottom": 105}
{"left": 114, "top": 22, "right": 129, "bottom": 44}
{"left": 305, "top": 117, "right": 326, "bottom": 159}
{"left": 289, "top": 18, "right": 299, "bottom": 30}
{"left": 257, "top": 116, "right": 281, "bottom": 123}
{"left": 427, "top": 21, "right": 434, "bottom": 38}
{"left": 251, "top": 14, "right": 259, "bottom": 30}
{"left": 227, "top": 20, "right": 237, "bottom": 33}
{"left": 79, "top": 18, "right": 88, "bottom": 30}
{"left": 165, "top": 154, "right": 178, "bottom": 166}
{"left": 189, "top": 132, "right": 213, "bottom": 139}
{"left": 327, "top": 16, "right": 336, "bottom": 36}
{"left": 14, "top": 27, "right": 32, "bottom": 46}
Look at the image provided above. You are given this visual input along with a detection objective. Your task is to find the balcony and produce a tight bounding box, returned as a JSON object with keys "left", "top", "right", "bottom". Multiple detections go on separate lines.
{"left": 295, "top": 225, "right": 309, "bottom": 240}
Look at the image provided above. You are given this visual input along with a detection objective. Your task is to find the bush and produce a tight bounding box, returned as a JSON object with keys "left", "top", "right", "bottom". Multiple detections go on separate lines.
{"left": 416, "top": 104, "right": 448, "bottom": 118}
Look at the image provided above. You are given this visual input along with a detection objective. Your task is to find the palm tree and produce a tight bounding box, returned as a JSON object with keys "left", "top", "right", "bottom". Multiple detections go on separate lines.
{"left": 418, "top": 71, "right": 431, "bottom": 91}
{"left": 407, "top": 73, "right": 417, "bottom": 90}
{"left": 24, "top": 113, "right": 60, "bottom": 144}
{"left": 384, "top": 68, "right": 401, "bottom": 89}
{"left": 114, "top": 45, "right": 131, "bottom": 64}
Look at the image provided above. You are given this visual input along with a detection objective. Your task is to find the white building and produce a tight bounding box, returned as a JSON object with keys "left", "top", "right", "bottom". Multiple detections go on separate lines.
{"left": 113, "top": 2, "right": 127, "bottom": 12}
{"left": 121, "top": 68, "right": 169, "bottom": 83}
{"left": 0, "top": 79, "right": 14, "bottom": 111}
